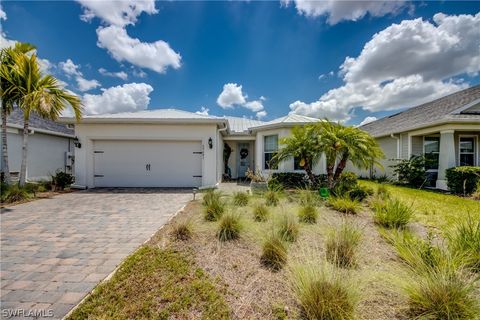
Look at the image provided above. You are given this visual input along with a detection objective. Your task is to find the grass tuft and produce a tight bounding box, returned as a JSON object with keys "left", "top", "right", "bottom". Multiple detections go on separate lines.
{"left": 448, "top": 214, "right": 480, "bottom": 272}
{"left": 265, "top": 190, "right": 280, "bottom": 207}
{"left": 260, "top": 233, "right": 288, "bottom": 271}
{"left": 325, "top": 222, "right": 362, "bottom": 268}
{"left": 170, "top": 220, "right": 193, "bottom": 241}
{"left": 3, "top": 185, "right": 31, "bottom": 203}
{"left": 289, "top": 262, "right": 358, "bottom": 320}
{"left": 217, "top": 212, "right": 242, "bottom": 241}
{"left": 376, "top": 184, "right": 391, "bottom": 200}
{"left": 253, "top": 203, "right": 269, "bottom": 222}
{"left": 297, "top": 189, "right": 319, "bottom": 207}
{"left": 278, "top": 214, "right": 299, "bottom": 242}
{"left": 298, "top": 205, "right": 318, "bottom": 224}
{"left": 327, "top": 197, "right": 361, "bottom": 215}
{"left": 373, "top": 198, "right": 414, "bottom": 229}
{"left": 232, "top": 191, "right": 249, "bottom": 207}
{"left": 202, "top": 190, "right": 225, "bottom": 221}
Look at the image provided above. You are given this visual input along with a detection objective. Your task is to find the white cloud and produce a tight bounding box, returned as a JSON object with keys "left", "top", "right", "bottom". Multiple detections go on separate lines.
{"left": 0, "top": 4, "right": 7, "bottom": 21}
{"left": 76, "top": 0, "right": 181, "bottom": 75}
{"left": 77, "top": 0, "right": 157, "bottom": 27}
{"left": 132, "top": 68, "right": 147, "bottom": 78}
{"left": 96, "top": 25, "right": 181, "bottom": 74}
{"left": 283, "top": 0, "right": 407, "bottom": 24}
{"left": 256, "top": 110, "right": 267, "bottom": 119}
{"left": 82, "top": 82, "right": 153, "bottom": 115}
{"left": 98, "top": 67, "right": 128, "bottom": 80}
{"left": 38, "top": 58, "right": 54, "bottom": 74}
{"left": 77, "top": 77, "right": 101, "bottom": 92}
{"left": 0, "top": 32, "right": 15, "bottom": 50}
{"left": 59, "top": 58, "right": 101, "bottom": 92}
{"left": 289, "top": 13, "right": 479, "bottom": 122}
{"left": 359, "top": 116, "right": 377, "bottom": 126}
{"left": 217, "top": 83, "right": 247, "bottom": 108}
{"left": 196, "top": 107, "right": 210, "bottom": 116}
{"left": 244, "top": 100, "right": 264, "bottom": 112}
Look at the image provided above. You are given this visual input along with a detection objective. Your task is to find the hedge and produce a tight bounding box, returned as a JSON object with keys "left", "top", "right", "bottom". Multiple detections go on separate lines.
{"left": 269, "top": 172, "right": 327, "bottom": 189}
{"left": 445, "top": 166, "right": 480, "bottom": 195}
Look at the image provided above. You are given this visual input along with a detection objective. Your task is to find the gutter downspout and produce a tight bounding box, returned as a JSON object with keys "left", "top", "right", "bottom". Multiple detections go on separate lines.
{"left": 216, "top": 124, "right": 228, "bottom": 187}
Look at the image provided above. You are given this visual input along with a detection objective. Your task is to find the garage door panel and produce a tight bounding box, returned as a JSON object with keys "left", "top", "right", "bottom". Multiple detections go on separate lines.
{"left": 93, "top": 140, "right": 202, "bottom": 187}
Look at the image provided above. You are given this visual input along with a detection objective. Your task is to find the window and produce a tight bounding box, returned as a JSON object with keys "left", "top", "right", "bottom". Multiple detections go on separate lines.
{"left": 459, "top": 137, "right": 475, "bottom": 166}
{"left": 264, "top": 135, "right": 278, "bottom": 170}
{"left": 424, "top": 136, "right": 439, "bottom": 171}
{"left": 294, "top": 156, "right": 303, "bottom": 170}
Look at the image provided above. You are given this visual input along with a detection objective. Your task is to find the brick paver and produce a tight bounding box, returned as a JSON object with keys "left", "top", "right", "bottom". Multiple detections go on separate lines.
{"left": 1, "top": 189, "right": 191, "bottom": 319}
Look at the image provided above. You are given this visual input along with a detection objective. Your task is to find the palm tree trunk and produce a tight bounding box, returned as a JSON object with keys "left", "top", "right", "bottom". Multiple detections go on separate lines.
{"left": 326, "top": 164, "right": 335, "bottom": 189}
{"left": 333, "top": 153, "right": 349, "bottom": 182}
{"left": 19, "top": 119, "right": 29, "bottom": 187}
{"left": 303, "top": 161, "right": 316, "bottom": 186}
{"left": 1, "top": 102, "right": 12, "bottom": 184}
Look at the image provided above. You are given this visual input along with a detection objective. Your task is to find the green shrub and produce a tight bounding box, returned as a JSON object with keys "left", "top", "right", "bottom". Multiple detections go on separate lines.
{"left": 270, "top": 172, "right": 327, "bottom": 189}
{"left": 3, "top": 185, "right": 31, "bottom": 203}
{"left": 1, "top": 182, "right": 10, "bottom": 200}
{"left": 446, "top": 166, "right": 480, "bottom": 195}
{"left": 171, "top": 220, "right": 193, "bottom": 241}
{"left": 253, "top": 203, "right": 269, "bottom": 222}
{"left": 298, "top": 205, "right": 318, "bottom": 224}
{"left": 472, "top": 180, "right": 480, "bottom": 200}
{"left": 391, "top": 155, "right": 428, "bottom": 187}
{"left": 265, "top": 190, "right": 280, "bottom": 207}
{"left": 325, "top": 222, "right": 362, "bottom": 268}
{"left": 24, "top": 183, "right": 40, "bottom": 195}
{"left": 448, "top": 215, "right": 480, "bottom": 272}
{"left": 217, "top": 212, "right": 242, "bottom": 241}
{"left": 278, "top": 214, "right": 299, "bottom": 242}
{"left": 401, "top": 254, "right": 480, "bottom": 320}
{"left": 347, "top": 185, "right": 373, "bottom": 202}
{"left": 261, "top": 233, "right": 288, "bottom": 271}
{"left": 232, "top": 191, "right": 249, "bottom": 206}
{"left": 51, "top": 170, "right": 74, "bottom": 190}
{"left": 373, "top": 199, "right": 414, "bottom": 229}
{"left": 289, "top": 263, "right": 358, "bottom": 320}
{"left": 327, "top": 197, "right": 361, "bottom": 215}
{"left": 332, "top": 172, "right": 358, "bottom": 197}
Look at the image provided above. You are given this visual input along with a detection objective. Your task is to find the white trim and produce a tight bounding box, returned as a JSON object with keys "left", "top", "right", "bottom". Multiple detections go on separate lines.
{"left": 423, "top": 135, "right": 440, "bottom": 173}
{"left": 451, "top": 98, "right": 480, "bottom": 114}
{"left": 407, "top": 133, "right": 412, "bottom": 159}
{"left": 7, "top": 123, "right": 74, "bottom": 138}
{"left": 458, "top": 134, "right": 478, "bottom": 166}
{"left": 374, "top": 121, "right": 480, "bottom": 138}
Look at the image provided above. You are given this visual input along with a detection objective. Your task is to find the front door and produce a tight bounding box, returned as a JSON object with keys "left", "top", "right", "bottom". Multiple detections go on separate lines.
{"left": 237, "top": 142, "right": 250, "bottom": 178}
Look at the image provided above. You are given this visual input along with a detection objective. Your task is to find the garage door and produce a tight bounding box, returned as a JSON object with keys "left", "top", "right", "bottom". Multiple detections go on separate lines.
{"left": 93, "top": 140, "right": 203, "bottom": 187}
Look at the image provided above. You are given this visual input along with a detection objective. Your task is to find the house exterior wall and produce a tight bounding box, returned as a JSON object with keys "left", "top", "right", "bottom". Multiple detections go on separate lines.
{"left": 255, "top": 128, "right": 326, "bottom": 178}
{"left": 0, "top": 128, "right": 72, "bottom": 181}
{"left": 73, "top": 123, "right": 220, "bottom": 188}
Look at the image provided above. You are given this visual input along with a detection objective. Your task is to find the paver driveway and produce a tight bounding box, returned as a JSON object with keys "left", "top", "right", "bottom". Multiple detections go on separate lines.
{"left": 1, "top": 189, "right": 192, "bottom": 319}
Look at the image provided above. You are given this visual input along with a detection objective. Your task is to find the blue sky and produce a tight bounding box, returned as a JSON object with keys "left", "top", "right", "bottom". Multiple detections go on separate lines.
{"left": 1, "top": 1, "right": 479, "bottom": 125}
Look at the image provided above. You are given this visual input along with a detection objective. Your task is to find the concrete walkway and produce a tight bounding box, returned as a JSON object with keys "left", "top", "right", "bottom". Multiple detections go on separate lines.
{"left": 1, "top": 189, "right": 192, "bottom": 319}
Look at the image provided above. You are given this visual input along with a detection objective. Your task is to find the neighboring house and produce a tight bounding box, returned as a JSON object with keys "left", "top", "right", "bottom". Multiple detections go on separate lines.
{"left": 352, "top": 85, "right": 480, "bottom": 190}
{"left": 1, "top": 108, "right": 75, "bottom": 181}
{"left": 61, "top": 110, "right": 323, "bottom": 188}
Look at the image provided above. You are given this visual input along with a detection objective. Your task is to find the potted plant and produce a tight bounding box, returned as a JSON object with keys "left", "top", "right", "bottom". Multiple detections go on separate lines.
{"left": 246, "top": 168, "right": 268, "bottom": 194}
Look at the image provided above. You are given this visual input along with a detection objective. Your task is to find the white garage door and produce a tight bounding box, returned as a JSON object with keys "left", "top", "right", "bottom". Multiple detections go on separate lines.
{"left": 93, "top": 140, "right": 203, "bottom": 187}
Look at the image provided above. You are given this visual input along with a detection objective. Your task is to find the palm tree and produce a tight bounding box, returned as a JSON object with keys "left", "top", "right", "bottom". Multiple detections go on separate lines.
{"left": 315, "top": 121, "right": 384, "bottom": 188}
{"left": 1, "top": 50, "right": 82, "bottom": 186}
{"left": 0, "top": 42, "right": 36, "bottom": 184}
{"left": 272, "top": 125, "right": 322, "bottom": 185}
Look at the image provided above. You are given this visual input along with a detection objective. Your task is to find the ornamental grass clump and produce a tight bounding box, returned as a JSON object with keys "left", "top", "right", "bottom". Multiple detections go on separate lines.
{"left": 373, "top": 198, "right": 413, "bottom": 229}
{"left": 298, "top": 205, "right": 318, "bottom": 224}
{"left": 261, "top": 233, "right": 288, "bottom": 271}
{"left": 232, "top": 191, "right": 249, "bottom": 207}
{"left": 376, "top": 184, "right": 391, "bottom": 200}
{"left": 253, "top": 203, "right": 269, "bottom": 222}
{"left": 278, "top": 214, "right": 299, "bottom": 242}
{"left": 289, "top": 262, "right": 358, "bottom": 320}
{"left": 325, "top": 222, "right": 362, "bottom": 268}
{"left": 202, "top": 190, "right": 225, "bottom": 221}
{"left": 327, "top": 197, "right": 361, "bottom": 215}
{"left": 3, "top": 185, "right": 31, "bottom": 203}
{"left": 297, "top": 189, "right": 319, "bottom": 206}
{"left": 170, "top": 219, "right": 193, "bottom": 241}
{"left": 265, "top": 190, "right": 280, "bottom": 207}
{"left": 448, "top": 215, "right": 480, "bottom": 272}
{"left": 217, "top": 212, "right": 242, "bottom": 241}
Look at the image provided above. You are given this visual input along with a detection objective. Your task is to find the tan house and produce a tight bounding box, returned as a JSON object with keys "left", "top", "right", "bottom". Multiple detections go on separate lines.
{"left": 354, "top": 85, "right": 480, "bottom": 190}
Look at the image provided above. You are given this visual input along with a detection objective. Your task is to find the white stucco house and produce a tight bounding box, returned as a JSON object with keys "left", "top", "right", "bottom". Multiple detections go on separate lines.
{"left": 1, "top": 108, "right": 75, "bottom": 181}
{"left": 60, "top": 110, "right": 324, "bottom": 189}
{"left": 350, "top": 85, "right": 480, "bottom": 190}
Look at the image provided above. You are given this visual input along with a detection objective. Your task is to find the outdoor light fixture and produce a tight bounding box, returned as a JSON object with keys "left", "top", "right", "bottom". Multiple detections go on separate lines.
{"left": 208, "top": 137, "right": 213, "bottom": 149}
{"left": 73, "top": 137, "right": 82, "bottom": 148}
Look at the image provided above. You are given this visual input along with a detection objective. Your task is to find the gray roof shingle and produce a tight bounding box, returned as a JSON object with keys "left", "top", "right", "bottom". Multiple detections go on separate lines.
{"left": 7, "top": 108, "right": 74, "bottom": 136}
{"left": 360, "top": 85, "right": 480, "bottom": 137}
